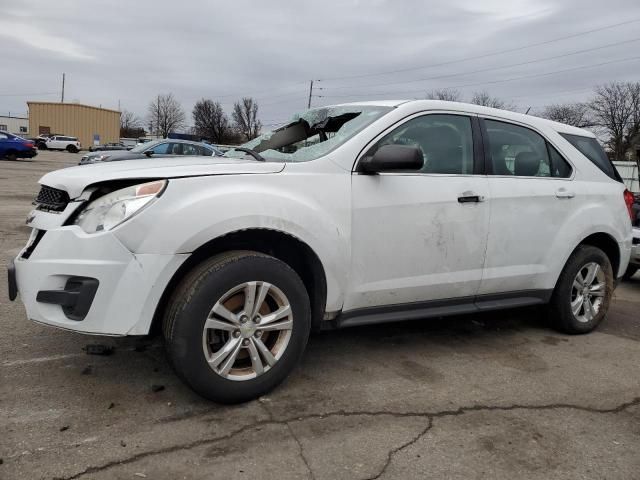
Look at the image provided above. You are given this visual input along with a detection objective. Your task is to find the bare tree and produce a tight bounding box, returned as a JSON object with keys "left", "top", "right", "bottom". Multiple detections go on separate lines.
{"left": 470, "top": 90, "right": 515, "bottom": 110}
{"left": 232, "top": 97, "right": 262, "bottom": 140}
{"left": 193, "top": 99, "right": 229, "bottom": 143}
{"left": 539, "top": 103, "right": 592, "bottom": 128}
{"left": 590, "top": 82, "right": 637, "bottom": 161}
{"left": 147, "top": 93, "right": 186, "bottom": 138}
{"left": 425, "top": 88, "right": 462, "bottom": 101}
{"left": 120, "top": 109, "right": 144, "bottom": 137}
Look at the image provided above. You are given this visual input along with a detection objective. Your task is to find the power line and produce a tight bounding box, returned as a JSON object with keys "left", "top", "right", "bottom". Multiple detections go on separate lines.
{"left": 318, "top": 17, "right": 640, "bottom": 82}
{"left": 210, "top": 81, "right": 309, "bottom": 100}
{"left": 317, "top": 38, "right": 640, "bottom": 92}
{"left": 314, "top": 56, "right": 640, "bottom": 99}
{"left": 0, "top": 92, "right": 58, "bottom": 97}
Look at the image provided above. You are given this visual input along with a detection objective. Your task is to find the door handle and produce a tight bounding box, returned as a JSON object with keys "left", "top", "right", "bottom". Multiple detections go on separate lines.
{"left": 555, "top": 188, "right": 575, "bottom": 199}
{"left": 458, "top": 192, "right": 485, "bottom": 203}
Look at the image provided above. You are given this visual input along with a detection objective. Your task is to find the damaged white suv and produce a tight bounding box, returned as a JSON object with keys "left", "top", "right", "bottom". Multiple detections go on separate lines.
{"left": 9, "top": 100, "right": 634, "bottom": 403}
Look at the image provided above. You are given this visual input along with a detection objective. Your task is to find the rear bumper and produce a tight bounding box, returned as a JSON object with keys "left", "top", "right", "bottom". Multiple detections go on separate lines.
{"left": 21, "top": 148, "right": 38, "bottom": 158}
{"left": 12, "top": 227, "right": 188, "bottom": 336}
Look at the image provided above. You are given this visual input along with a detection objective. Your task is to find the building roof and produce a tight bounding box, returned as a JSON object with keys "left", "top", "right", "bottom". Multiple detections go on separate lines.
{"left": 27, "top": 101, "right": 121, "bottom": 114}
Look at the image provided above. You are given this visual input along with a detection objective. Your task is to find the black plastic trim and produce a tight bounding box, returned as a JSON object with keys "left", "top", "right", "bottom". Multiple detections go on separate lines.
{"left": 36, "top": 276, "right": 99, "bottom": 321}
{"left": 478, "top": 117, "right": 493, "bottom": 175}
{"left": 7, "top": 259, "right": 17, "bottom": 301}
{"left": 470, "top": 116, "right": 486, "bottom": 175}
{"left": 336, "top": 289, "right": 552, "bottom": 328}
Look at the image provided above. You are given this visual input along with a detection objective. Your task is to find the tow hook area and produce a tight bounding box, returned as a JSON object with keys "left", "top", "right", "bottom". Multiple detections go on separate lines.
{"left": 36, "top": 277, "right": 99, "bottom": 321}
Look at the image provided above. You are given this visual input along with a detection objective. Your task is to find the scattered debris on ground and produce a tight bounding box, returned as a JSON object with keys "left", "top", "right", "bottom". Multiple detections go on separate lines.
{"left": 81, "top": 365, "right": 93, "bottom": 375}
{"left": 83, "top": 344, "right": 115, "bottom": 356}
{"left": 59, "top": 426, "right": 69, "bottom": 432}
{"left": 151, "top": 384, "right": 165, "bottom": 393}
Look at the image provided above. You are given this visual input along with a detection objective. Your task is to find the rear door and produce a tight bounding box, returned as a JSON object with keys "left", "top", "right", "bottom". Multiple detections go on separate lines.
{"left": 478, "top": 117, "right": 575, "bottom": 296}
{"left": 348, "top": 112, "right": 490, "bottom": 310}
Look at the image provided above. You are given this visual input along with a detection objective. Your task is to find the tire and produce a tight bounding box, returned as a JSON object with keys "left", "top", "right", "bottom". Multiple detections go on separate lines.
{"left": 549, "top": 245, "right": 613, "bottom": 334}
{"left": 163, "top": 251, "right": 311, "bottom": 403}
{"left": 623, "top": 265, "right": 638, "bottom": 280}
{"left": 37, "top": 143, "right": 47, "bottom": 150}
{"left": 5, "top": 150, "right": 17, "bottom": 161}
{"left": 66, "top": 145, "right": 78, "bottom": 153}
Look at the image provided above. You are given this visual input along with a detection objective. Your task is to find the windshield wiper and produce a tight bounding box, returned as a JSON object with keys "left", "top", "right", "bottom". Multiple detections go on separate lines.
{"left": 233, "top": 147, "right": 265, "bottom": 162}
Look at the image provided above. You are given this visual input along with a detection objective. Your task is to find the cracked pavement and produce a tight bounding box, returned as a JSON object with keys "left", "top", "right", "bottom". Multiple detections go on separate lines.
{"left": 1, "top": 152, "right": 639, "bottom": 479}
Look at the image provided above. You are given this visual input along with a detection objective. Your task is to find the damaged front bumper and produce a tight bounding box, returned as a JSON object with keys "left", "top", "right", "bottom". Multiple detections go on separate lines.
{"left": 11, "top": 226, "right": 188, "bottom": 336}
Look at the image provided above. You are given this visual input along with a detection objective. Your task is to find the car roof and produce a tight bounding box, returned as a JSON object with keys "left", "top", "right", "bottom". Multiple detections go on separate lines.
{"left": 330, "top": 99, "right": 595, "bottom": 137}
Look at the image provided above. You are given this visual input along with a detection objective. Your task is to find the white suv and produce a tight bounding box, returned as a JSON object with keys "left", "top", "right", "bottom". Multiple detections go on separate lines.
{"left": 45, "top": 135, "right": 81, "bottom": 153}
{"left": 9, "top": 100, "right": 633, "bottom": 403}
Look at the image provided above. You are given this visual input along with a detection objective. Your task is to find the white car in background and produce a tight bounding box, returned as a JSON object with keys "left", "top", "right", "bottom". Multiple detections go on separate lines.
{"left": 45, "top": 135, "right": 81, "bottom": 153}
{"left": 9, "top": 100, "right": 634, "bottom": 403}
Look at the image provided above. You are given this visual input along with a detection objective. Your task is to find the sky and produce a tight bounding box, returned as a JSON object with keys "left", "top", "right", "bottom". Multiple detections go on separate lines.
{"left": 2, "top": 0, "right": 640, "bottom": 131}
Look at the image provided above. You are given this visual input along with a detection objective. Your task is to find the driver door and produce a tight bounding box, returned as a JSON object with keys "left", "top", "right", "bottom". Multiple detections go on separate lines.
{"left": 346, "top": 113, "right": 490, "bottom": 311}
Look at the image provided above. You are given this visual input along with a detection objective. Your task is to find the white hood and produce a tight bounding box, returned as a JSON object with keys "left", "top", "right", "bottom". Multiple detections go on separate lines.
{"left": 39, "top": 156, "right": 285, "bottom": 198}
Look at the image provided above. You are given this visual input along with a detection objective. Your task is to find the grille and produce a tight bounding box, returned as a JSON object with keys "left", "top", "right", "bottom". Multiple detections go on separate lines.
{"left": 34, "top": 185, "right": 70, "bottom": 212}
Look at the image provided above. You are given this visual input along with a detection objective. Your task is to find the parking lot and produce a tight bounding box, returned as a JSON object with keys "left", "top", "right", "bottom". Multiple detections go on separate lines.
{"left": 1, "top": 150, "right": 639, "bottom": 479}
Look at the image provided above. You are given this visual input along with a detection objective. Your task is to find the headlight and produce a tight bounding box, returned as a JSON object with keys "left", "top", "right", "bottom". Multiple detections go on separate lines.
{"left": 73, "top": 180, "right": 167, "bottom": 233}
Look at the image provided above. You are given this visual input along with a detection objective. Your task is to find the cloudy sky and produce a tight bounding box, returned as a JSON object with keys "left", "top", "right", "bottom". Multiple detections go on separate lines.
{"left": 2, "top": 0, "right": 640, "bottom": 130}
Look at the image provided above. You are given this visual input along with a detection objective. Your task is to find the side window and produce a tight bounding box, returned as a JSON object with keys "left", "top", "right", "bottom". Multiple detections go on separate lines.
{"left": 485, "top": 120, "right": 571, "bottom": 178}
{"left": 0, "top": 133, "right": 8, "bottom": 140}
{"left": 149, "top": 142, "right": 170, "bottom": 155}
{"left": 368, "top": 114, "right": 474, "bottom": 174}
{"left": 181, "top": 144, "right": 198, "bottom": 156}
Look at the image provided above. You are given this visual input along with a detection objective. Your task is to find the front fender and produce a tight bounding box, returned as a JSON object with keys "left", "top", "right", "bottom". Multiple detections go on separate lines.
{"left": 114, "top": 173, "right": 351, "bottom": 311}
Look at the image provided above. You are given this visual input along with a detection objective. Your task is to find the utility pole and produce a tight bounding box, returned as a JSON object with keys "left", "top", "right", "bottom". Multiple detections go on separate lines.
{"left": 307, "top": 80, "right": 314, "bottom": 109}
{"left": 61, "top": 73, "right": 65, "bottom": 103}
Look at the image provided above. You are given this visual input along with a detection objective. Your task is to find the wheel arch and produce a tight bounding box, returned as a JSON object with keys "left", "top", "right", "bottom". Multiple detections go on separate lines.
{"left": 577, "top": 232, "right": 621, "bottom": 277}
{"left": 554, "top": 232, "right": 621, "bottom": 292}
{"left": 150, "top": 228, "right": 328, "bottom": 335}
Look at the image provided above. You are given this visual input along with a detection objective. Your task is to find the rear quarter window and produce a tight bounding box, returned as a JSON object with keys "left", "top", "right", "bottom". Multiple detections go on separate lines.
{"left": 560, "top": 133, "right": 620, "bottom": 181}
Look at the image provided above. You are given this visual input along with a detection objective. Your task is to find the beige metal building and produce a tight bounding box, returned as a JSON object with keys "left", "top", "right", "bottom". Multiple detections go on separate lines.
{"left": 28, "top": 102, "right": 120, "bottom": 149}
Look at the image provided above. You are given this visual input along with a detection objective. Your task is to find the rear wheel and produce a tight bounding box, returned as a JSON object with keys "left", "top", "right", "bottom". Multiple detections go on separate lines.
{"left": 163, "top": 251, "right": 311, "bottom": 403}
{"left": 5, "top": 150, "right": 17, "bottom": 161}
{"left": 66, "top": 145, "right": 78, "bottom": 153}
{"left": 549, "top": 245, "right": 613, "bottom": 334}
{"left": 623, "top": 265, "right": 638, "bottom": 280}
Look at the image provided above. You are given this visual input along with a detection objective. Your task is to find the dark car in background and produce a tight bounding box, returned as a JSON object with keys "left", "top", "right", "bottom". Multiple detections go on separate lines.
{"left": 79, "top": 139, "right": 222, "bottom": 164}
{"left": 89, "top": 142, "right": 132, "bottom": 152}
{"left": 0, "top": 132, "right": 38, "bottom": 161}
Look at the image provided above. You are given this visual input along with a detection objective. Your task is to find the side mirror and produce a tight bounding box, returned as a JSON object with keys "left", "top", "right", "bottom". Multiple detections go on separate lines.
{"left": 144, "top": 150, "right": 154, "bottom": 157}
{"left": 358, "top": 144, "right": 423, "bottom": 174}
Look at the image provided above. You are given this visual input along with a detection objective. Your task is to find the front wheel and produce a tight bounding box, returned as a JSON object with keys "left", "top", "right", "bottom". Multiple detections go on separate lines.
{"left": 549, "top": 245, "right": 613, "bottom": 334}
{"left": 163, "top": 251, "right": 311, "bottom": 403}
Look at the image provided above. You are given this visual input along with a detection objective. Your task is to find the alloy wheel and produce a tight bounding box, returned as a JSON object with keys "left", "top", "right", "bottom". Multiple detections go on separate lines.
{"left": 202, "top": 281, "right": 293, "bottom": 381}
{"left": 570, "top": 262, "right": 606, "bottom": 323}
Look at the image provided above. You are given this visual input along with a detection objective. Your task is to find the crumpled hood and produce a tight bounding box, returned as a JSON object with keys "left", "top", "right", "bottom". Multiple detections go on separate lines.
{"left": 39, "top": 156, "right": 285, "bottom": 198}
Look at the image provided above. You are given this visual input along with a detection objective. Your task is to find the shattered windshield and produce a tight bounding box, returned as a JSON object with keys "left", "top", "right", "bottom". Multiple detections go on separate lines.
{"left": 225, "top": 105, "right": 393, "bottom": 162}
